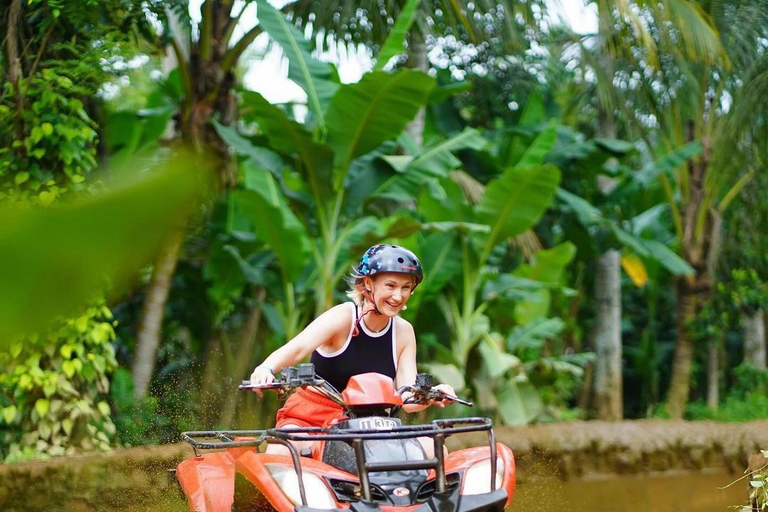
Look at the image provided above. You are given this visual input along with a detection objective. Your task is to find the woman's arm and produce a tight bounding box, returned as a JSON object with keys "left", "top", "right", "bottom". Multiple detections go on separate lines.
{"left": 394, "top": 319, "right": 456, "bottom": 412}
{"left": 250, "top": 303, "right": 351, "bottom": 386}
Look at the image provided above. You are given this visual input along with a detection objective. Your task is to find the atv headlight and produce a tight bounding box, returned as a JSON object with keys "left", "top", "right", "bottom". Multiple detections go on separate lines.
{"left": 461, "top": 458, "right": 504, "bottom": 496}
{"left": 265, "top": 464, "right": 337, "bottom": 509}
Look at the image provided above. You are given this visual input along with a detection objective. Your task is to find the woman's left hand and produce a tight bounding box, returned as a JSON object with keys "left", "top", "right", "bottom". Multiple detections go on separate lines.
{"left": 430, "top": 383, "right": 456, "bottom": 408}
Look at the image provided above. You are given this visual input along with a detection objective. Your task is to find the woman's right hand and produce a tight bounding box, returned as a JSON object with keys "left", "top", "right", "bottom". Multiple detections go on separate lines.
{"left": 249, "top": 366, "right": 275, "bottom": 396}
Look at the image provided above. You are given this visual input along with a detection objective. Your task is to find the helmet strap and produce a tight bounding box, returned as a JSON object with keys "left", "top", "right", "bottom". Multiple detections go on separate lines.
{"left": 351, "top": 280, "right": 381, "bottom": 337}
{"left": 361, "top": 286, "right": 382, "bottom": 316}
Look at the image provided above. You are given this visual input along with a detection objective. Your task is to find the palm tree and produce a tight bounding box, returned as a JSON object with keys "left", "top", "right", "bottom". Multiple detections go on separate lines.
{"left": 553, "top": 0, "right": 725, "bottom": 419}
{"left": 132, "top": 0, "right": 266, "bottom": 398}
{"left": 616, "top": 0, "right": 768, "bottom": 417}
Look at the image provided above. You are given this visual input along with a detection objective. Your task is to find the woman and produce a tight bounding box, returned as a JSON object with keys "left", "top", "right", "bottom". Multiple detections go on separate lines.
{"left": 249, "top": 244, "right": 454, "bottom": 453}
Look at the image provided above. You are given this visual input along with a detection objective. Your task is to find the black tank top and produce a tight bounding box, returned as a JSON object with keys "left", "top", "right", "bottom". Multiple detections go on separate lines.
{"left": 310, "top": 303, "right": 398, "bottom": 392}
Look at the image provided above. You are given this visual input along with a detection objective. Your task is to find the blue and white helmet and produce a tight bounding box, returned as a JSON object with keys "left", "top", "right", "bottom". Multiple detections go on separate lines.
{"left": 355, "top": 244, "right": 423, "bottom": 287}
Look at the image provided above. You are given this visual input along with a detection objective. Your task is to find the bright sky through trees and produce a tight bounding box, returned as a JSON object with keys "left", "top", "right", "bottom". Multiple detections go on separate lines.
{"left": 188, "top": 0, "right": 598, "bottom": 104}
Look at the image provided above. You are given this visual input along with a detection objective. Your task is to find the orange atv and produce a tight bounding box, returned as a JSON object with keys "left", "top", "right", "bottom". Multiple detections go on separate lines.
{"left": 175, "top": 364, "right": 516, "bottom": 512}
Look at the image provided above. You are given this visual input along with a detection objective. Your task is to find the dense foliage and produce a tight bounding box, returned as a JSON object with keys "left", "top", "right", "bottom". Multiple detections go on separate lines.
{"left": 1, "top": 0, "right": 768, "bottom": 461}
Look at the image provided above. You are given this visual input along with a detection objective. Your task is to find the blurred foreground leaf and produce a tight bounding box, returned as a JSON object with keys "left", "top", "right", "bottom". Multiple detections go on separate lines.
{"left": 0, "top": 154, "right": 207, "bottom": 344}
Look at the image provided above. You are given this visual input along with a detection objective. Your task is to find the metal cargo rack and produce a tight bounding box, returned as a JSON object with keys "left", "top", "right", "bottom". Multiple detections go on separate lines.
{"left": 181, "top": 417, "right": 498, "bottom": 505}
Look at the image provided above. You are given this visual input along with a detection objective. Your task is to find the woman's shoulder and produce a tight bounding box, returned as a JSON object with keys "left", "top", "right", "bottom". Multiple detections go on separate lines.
{"left": 394, "top": 315, "right": 415, "bottom": 338}
{"left": 319, "top": 302, "right": 356, "bottom": 324}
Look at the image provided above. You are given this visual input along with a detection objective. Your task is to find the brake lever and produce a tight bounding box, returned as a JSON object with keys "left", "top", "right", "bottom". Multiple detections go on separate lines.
{"left": 427, "top": 388, "right": 473, "bottom": 407}
{"left": 438, "top": 393, "right": 473, "bottom": 407}
{"left": 238, "top": 380, "right": 288, "bottom": 394}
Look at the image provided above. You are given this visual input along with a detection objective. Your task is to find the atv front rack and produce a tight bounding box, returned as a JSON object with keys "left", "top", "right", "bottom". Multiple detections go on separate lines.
{"left": 181, "top": 418, "right": 498, "bottom": 505}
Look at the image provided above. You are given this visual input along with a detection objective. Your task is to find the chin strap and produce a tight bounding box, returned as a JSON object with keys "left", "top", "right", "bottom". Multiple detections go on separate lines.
{"left": 352, "top": 288, "right": 381, "bottom": 337}
{"left": 362, "top": 287, "right": 382, "bottom": 316}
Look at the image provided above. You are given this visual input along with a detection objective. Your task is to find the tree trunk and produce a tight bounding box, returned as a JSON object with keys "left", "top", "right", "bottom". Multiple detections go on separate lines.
{"left": 131, "top": 2, "right": 245, "bottom": 400}
{"left": 218, "top": 287, "right": 265, "bottom": 427}
{"left": 667, "top": 122, "right": 715, "bottom": 418}
{"left": 593, "top": 249, "right": 623, "bottom": 420}
{"left": 706, "top": 343, "right": 718, "bottom": 411}
{"left": 132, "top": 228, "right": 185, "bottom": 398}
{"left": 667, "top": 278, "right": 700, "bottom": 418}
{"left": 592, "top": 18, "right": 622, "bottom": 419}
{"left": 6, "top": 0, "right": 25, "bottom": 141}
{"left": 405, "top": 30, "right": 427, "bottom": 145}
{"left": 743, "top": 309, "right": 766, "bottom": 369}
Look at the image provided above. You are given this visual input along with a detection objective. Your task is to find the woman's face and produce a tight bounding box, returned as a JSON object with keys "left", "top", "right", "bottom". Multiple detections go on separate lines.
{"left": 364, "top": 273, "right": 415, "bottom": 316}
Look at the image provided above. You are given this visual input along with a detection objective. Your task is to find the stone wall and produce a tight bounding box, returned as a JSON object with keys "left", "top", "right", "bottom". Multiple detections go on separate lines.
{"left": 0, "top": 444, "right": 189, "bottom": 512}
{"left": 450, "top": 419, "right": 768, "bottom": 481}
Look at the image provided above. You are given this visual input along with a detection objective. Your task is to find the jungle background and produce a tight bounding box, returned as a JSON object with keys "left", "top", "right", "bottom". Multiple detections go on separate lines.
{"left": 1, "top": 0, "right": 768, "bottom": 470}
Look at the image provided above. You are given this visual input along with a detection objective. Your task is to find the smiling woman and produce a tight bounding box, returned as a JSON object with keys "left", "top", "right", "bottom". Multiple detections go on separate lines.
{"left": 247, "top": 243, "right": 455, "bottom": 453}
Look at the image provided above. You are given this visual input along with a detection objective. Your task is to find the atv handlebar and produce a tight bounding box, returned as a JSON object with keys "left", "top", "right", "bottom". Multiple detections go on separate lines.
{"left": 239, "top": 364, "right": 472, "bottom": 407}
{"left": 238, "top": 364, "right": 334, "bottom": 395}
{"left": 397, "top": 372, "right": 473, "bottom": 407}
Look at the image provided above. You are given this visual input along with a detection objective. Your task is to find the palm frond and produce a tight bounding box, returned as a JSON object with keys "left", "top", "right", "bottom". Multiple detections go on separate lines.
{"left": 280, "top": 0, "right": 543, "bottom": 55}
{"left": 658, "top": 0, "right": 727, "bottom": 67}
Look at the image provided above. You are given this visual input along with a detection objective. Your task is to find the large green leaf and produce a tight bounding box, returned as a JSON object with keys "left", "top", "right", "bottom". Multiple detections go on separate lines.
{"left": 0, "top": 157, "right": 205, "bottom": 343}
{"left": 203, "top": 241, "right": 247, "bottom": 311}
{"left": 635, "top": 141, "right": 702, "bottom": 185}
{"left": 345, "top": 215, "right": 422, "bottom": 259}
{"left": 240, "top": 91, "right": 333, "bottom": 200}
{"left": 507, "top": 318, "right": 566, "bottom": 351}
{"left": 556, "top": 188, "right": 604, "bottom": 227}
{"left": 375, "top": 128, "right": 486, "bottom": 198}
{"left": 422, "top": 222, "right": 489, "bottom": 235}
{"left": 373, "top": 0, "right": 420, "bottom": 71}
{"left": 476, "top": 164, "right": 561, "bottom": 250}
{"left": 609, "top": 224, "right": 650, "bottom": 257}
{"left": 495, "top": 379, "right": 543, "bottom": 426}
{"left": 515, "top": 121, "right": 557, "bottom": 168}
{"left": 419, "top": 362, "right": 466, "bottom": 391}
{"left": 222, "top": 246, "right": 271, "bottom": 287}
{"left": 417, "top": 177, "right": 475, "bottom": 224}
{"left": 593, "top": 138, "right": 636, "bottom": 155}
{"left": 417, "top": 232, "right": 463, "bottom": 299}
{"left": 499, "top": 95, "right": 545, "bottom": 168}
{"left": 326, "top": 70, "right": 435, "bottom": 187}
{"left": 477, "top": 337, "right": 521, "bottom": 379}
{"left": 630, "top": 204, "right": 668, "bottom": 235}
{"left": 213, "top": 121, "right": 284, "bottom": 174}
{"left": 256, "top": 0, "right": 338, "bottom": 128}
{"left": 232, "top": 163, "right": 312, "bottom": 282}
{"left": 482, "top": 274, "right": 554, "bottom": 301}
{"left": 512, "top": 243, "right": 576, "bottom": 323}
{"left": 641, "top": 239, "right": 695, "bottom": 276}
{"left": 515, "top": 243, "right": 576, "bottom": 285}
{"left": 513, "top": 290, "right": 550, "bottom": 325}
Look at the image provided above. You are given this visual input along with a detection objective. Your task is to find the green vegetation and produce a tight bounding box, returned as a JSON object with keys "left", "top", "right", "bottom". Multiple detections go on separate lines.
{"left": 1, "top": 0, "right": 768, "bottom": 462}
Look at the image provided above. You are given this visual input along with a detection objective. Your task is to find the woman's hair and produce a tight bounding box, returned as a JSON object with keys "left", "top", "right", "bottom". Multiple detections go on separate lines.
{"left": 345, "top": 271, "right": 365, "bottom": 305}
